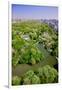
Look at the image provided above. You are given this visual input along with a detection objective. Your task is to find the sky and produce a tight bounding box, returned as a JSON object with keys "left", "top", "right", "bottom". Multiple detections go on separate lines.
{"left": 12, "top": 4, "right": 58, "bottom": 20}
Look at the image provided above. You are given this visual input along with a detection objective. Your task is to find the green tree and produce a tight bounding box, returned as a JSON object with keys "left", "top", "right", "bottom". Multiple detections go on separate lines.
{"left": 31, "top": 75, "right": 40, "bottom": 84}
{"left": 24, "top": 70, "right": 34, "bottom": 78}
{"left": 36, "top": 65, "right": 58, "bottom": 83}
{"left": 23, "top": 77, "right": 31, "bottom": 85}
{"left": 23, "top": 70, "right": 35, "bottom": 84}
{"left": 12, "top": 76, "right": 21, "bottom": 85}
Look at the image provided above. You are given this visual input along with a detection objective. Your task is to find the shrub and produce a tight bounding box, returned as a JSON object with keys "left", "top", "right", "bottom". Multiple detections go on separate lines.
{"left": 36, "top": 65, "right": 58, "bottom": 83}
{"left": 23, "top": 70, "right": 34, "bottom": 84}
{"left": 23, "top": 77, "right": 31, "bottom": 85}
{"left": 31, "top": 75, "right": 40, "bottom": 84}
{"left": 19, "top": 44, "right": 44, "bottom": 65}
{"left": 12, "top": 76, "right": 21, "bottom": 85}
{"left": 24, "top": 70, "right": 35, "bottom": 78}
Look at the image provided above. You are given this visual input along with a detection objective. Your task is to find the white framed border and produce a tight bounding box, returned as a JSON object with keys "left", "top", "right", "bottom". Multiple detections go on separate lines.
{"left": 8, "top": 0, "right": 62, "bottom": 89}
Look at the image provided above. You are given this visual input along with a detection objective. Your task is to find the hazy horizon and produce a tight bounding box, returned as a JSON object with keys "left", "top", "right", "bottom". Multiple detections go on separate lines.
{"left": 12, "top": 4, "right": 58, "bottom": 20}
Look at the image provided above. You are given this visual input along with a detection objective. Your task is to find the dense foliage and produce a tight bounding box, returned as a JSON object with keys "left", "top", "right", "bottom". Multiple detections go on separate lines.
{"left": 36, "top": 65, "right": 58, "bottom": 83}
{"left": 12, "top": 65, "right": 58, "bottom": 85}
{"left": 12, "top": 76, "right": 21, "bottom": 85}
{"left": 12, "top": 20, "right": 58, "bottom": 85}
{"left": 12, "top": 21, "right": 58, "bottom": 66}
{"left": 19, "top": 43, "right": 44, "bottom": 64}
